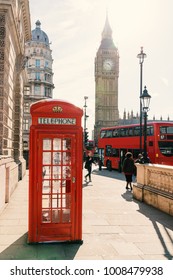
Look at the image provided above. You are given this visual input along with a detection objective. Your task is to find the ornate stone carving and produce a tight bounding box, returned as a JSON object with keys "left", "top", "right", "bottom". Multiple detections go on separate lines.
{"left": 147, "top": 168, "right": 173, "bottom": 194}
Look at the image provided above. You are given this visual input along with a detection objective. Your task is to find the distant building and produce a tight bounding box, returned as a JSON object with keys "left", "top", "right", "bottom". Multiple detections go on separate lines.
{"left": 23, "top": 20, "right": 54, "bottom": 167}
{"left": 94, "top": 14, "right": 119, "bottom": 144}
{"left": 119, "top": 109, "right": 172, "bottom": 125}
{"left": 119, "top": 110, "right": 140, "bottom": 125}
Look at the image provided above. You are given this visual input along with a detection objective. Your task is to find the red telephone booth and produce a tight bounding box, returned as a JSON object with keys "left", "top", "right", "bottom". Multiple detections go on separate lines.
{"left": 28, "top": 100, "right": 83, "bottom": 243}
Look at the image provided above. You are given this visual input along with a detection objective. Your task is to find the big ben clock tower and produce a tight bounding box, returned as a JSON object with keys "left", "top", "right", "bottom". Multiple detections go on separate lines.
{"left": 94, "top": 15, "right": 119, "bottom": 143}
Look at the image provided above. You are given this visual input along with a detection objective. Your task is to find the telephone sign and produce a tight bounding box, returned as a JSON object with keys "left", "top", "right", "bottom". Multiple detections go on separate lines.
{"left": 38, "top": 117, "right": 76, "bottom": 125}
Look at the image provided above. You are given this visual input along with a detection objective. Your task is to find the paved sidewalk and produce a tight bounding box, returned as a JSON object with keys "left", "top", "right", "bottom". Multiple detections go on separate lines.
{"left": 0, "top": 167, "right": 173, "bottom": 260}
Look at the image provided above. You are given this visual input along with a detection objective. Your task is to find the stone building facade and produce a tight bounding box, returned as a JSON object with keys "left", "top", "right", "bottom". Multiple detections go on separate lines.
{"left": 0, "top": 0, "right": 31, "bottom": 212}
{"left": 94, "top": 15, "right": 119, "bottom": 144}
{"left": 0, "top": 0, "right": 31, "bottom": 159}
{"left": 23, "top": 20, "right": 54, "bottom": 167}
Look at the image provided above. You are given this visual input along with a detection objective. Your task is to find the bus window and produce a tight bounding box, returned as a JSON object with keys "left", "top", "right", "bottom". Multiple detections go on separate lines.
{"left": 100, "top": 130, "right": 106, "bottom": 138}
{"left": 125, "top": 128, "right": 129, "bottom": 136}
{"left": 119, "top": 128, "right": 124, "bottom": 137}
{"left": 160, "top": 126, "right": 167, "bottom": 134}
{"left": 134, "top": 126, "right": 140, "bottom": 136}
{"left": 112, "top": 148, "right": 119, "bottom": 157}
{"left": 158, "top": 141, "right": 173, "bottom": 157}
{"left": 112, "top": 129, "right": 119, "bottom": 137}
{"left": 167, "top": 127, "right": 173, "bottom": 134}
{"left": 160, "top": 126, "right": 173, "bottom": 139}
{"left": 147, "top": 125, "right": 154, "bottom": 136}
{"left": 119, "top": 128, "right": 128, "bottom": 137}
{"left": 105, "top": 145, "right": 112, "bottom": 156}
{"left": 129, "top": 128, "right": 133, "bottom": 136}
{"left": 106, "top": 130, "right": 113, "bottom": 138}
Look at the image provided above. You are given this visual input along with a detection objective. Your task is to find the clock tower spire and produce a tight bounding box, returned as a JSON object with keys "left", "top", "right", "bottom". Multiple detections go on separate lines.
{"left": 94, "top": 14, "right": 119, "bottom": 144}
{"left": 102, "top": 12, "right": 112, "bottom": 39}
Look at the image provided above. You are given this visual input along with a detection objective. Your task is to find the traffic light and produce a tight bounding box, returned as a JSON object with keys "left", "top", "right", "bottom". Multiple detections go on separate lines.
{"left": 84, "top": 131, "right": 89, "bottom": 146}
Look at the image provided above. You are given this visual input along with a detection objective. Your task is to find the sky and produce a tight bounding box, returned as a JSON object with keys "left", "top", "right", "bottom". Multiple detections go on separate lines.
{"left": 29, "top": 0, "right": 173, "bottom": 137}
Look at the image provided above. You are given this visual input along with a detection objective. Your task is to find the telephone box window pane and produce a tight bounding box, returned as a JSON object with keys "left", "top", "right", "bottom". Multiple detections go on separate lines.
{"left": 62, "top": 152, "right": 71, "bottom": 165}
{"left": 61, "top": 194, "right": 67, "bottom": 208}
{"left": 53, "top": 152, "right": 61, "bottom": 164}
{"left": 52, "top": 194, "right": 59, "bottom": 199}
{"left": 43, "top": 139, "right": 51, "bottom": 150}
{"left": 42, "top": 210, "right": 51, "bottom": 223}
{"left": 43, "top": 152, "right": 51, "bottom": 164}
{"left": 42, "top": 166, "right": 51, "bottom": 179}
{"left": 63, "top": 166, "right": 71, "bottom": 178}
{"left": 62, "top": 209, "right": 71, "bottom": 223}
{"left": 53, "top": 195, "right": 66, "bottom": 209}
{"left": 52, "top": 210, "right": 60, "bottom": 223}
{"left": 53, "top": 166, "right": 61, "bottom": 179}
{"left": 53, "top": 138, "right": 61, "bottom": 150}
{"left": 52, "top": 197, "right": 58, "bottom": 208}
{"left": 52, "top": 180, "right": 61, "bottom": 192}
{"left": 42, "top": 180, "right": 51, "bottom": 193}
{"left": 42, "top": 195, "right": 51, "bottom": 208}
{"left": 62, "top": 138, "right": 71, "bottom": 150}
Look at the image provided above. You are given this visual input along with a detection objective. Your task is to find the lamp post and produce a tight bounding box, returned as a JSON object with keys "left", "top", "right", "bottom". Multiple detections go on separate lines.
{"left": 137, "top": 47, "right": 147, "bottom": 152}
{"left": 83, "top": 96, "right": 89, "bottom": 146}
{"left": 140, "top": 86, "right": 151, "bottom": 163}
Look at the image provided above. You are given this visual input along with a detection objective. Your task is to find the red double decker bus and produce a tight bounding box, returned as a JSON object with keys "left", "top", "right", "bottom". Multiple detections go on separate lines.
{"left": 98, "top": 121, "right": 173, "bottom": 171}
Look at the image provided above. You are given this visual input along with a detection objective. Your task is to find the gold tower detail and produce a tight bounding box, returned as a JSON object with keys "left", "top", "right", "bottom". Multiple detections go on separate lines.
{"left": 94, "top": 15, "right": 119, "bottom": 143}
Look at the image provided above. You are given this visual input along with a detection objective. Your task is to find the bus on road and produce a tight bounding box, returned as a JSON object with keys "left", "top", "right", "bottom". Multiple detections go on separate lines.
{"left": 98, "top": 122, "right": 173, "bottom": 171}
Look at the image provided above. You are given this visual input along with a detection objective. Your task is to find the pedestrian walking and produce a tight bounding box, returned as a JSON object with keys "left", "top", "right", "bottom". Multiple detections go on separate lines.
{"left": 140, "top": 152, "right": 151, "bottom": 164}
{"left": 84, "top": 152, "right": 95, "bottom": 183}
{"left": 98, "top": 156, "right": 103, "bottom": 171}
{"left": 135, "top": 153, "right": 143, "bottom": 164}
{"left": 134, "top": 153, "right": 143, "bottom": 176}
{"left": 122, "top": 152, "right": 135, "bottom": 191}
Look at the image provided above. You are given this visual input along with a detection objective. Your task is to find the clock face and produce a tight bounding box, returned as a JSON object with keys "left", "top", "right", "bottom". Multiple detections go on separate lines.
{"left": 103, "top": 59, "right": 113, "bottom": 71}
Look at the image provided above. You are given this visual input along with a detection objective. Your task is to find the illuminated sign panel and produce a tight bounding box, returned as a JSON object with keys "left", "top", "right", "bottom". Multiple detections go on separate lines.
{"left": 38, "top": 118, "right": 76, "bottom": 125}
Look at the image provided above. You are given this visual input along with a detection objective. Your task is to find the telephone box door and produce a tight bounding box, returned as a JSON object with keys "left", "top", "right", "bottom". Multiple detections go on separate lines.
{"left": 37, "top": 133, "right": 76, "bottom": 242}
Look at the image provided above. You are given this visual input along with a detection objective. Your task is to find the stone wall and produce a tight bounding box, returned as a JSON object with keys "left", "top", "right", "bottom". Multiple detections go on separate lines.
{"left": 133, "top": 164, "right": 173, "bottom": 216}
{"left": 0, "top": 156, "right": 22, "bottom": 213}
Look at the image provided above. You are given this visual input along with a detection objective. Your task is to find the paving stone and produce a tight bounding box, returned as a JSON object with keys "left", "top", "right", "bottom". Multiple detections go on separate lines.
{"left": 0, "top": 168, "right": 172, "bottom": 260}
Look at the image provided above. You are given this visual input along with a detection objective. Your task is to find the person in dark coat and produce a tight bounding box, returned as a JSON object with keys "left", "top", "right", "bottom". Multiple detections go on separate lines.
{"left": 135, "top": 153, "right": 143, "bottom": 164}
{"left": 140, "top": 152, "right": 151, "bottom": 164}
{"left": 122, "top": 152, "right": 135, "bottom": 191}
{"left": 84, "top": 152, "right": 95, "bottom": 183}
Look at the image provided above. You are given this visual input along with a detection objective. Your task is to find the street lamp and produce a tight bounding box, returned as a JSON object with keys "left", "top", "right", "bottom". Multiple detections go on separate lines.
{"left": 83, "top": 96, "right": 89, "bottom": 146}
{"left": 140, "top": 86, "right": 151, "bottom": 163}
{"left": 137, "top": 47, "right": 147, "bottom": 152}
